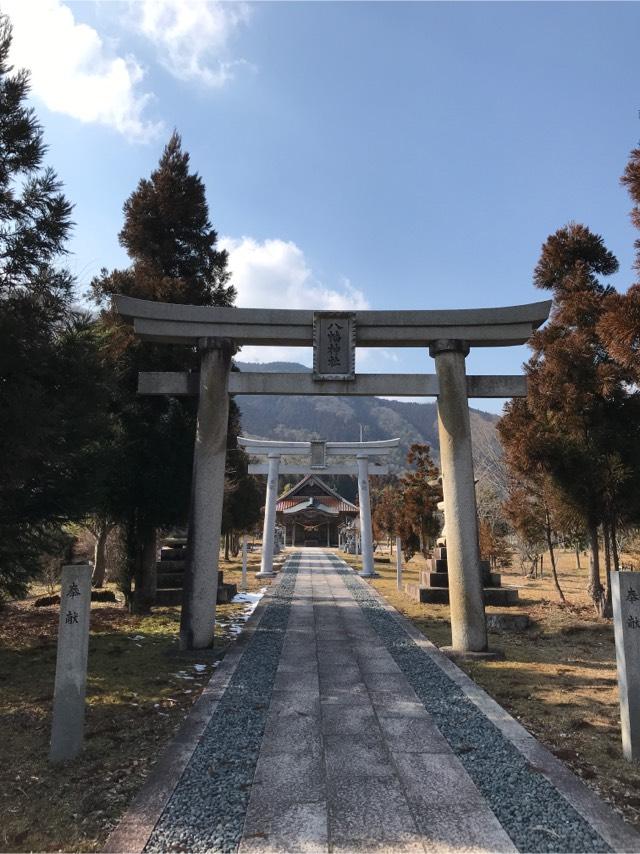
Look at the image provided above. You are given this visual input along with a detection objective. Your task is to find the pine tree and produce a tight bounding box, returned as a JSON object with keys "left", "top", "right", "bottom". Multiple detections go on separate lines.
{"left": 0, "top": 15, "right": 104, "bottom": 598}
{"left": 91, "top": 133, "right": 236, "bottom": 613}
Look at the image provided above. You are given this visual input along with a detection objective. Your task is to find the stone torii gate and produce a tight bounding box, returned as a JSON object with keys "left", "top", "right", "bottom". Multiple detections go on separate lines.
{"left": 114, "top": 295, "right": 550, "bottom": 653}
{"left": 237, "top": 436, "right": 400, "bottom": 579}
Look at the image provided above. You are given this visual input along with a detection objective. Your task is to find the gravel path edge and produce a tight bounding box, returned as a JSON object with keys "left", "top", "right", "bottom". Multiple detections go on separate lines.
{"left": 352, "top": 569, "right": 640, "bottom": 854}
{"left": 102, "top": 565, "right": 291, "bottom": 854}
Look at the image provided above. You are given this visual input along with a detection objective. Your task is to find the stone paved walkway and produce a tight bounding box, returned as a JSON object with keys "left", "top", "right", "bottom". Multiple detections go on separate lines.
{"left": 110, "top": 549, "right": 640, "bottom": 854}
{"left": 239, "top": 551, "right": 514, "bottom": 853}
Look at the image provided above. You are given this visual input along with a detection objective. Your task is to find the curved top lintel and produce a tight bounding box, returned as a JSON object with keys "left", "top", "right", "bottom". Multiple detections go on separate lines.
{"left": 112, "top": 295, "right": 551, "bottom": 348}
{"left": 114, "top": 294, "right": 551, "bottom": 326}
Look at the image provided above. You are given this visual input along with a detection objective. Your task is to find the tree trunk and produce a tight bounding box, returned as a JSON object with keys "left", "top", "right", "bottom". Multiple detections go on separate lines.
{"left": 91, "top": 526, "right": 109, "bottom": 588}
{"left": 224, "top": 531, "right": 230, "bottom": 561}
{"left": 587, "top": 522, "right": 607, "bottom": 616}
{"left": 575, "top": 548, "right": 581, "bottom": 570}
{"left": 603, "top": 524, "right": 612, "bottom": 574}
{"left": 611, "top": 517, "right": 620, "bottom": 571}
{"left": 544, "top": 511, "right": 565, "bottom": 602}
{"left": 131, "top": 525, "right": 157, "bottom": 614}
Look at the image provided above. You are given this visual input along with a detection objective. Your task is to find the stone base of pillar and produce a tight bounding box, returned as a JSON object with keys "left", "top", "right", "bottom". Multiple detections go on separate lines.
{"left": 359, "top": 570, "right": 380, "bottom": 579}
{"left": 256, "top": 570, "right": 277, "bottom": 579}
{"left": 441, "top": 646, "right": 505, "bottom": 662}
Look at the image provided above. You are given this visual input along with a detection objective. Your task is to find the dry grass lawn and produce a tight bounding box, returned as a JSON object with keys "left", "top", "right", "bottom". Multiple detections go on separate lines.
{"left": 343, "top": 546, "right": 640, "bottom": 831}
{"left": 0, "top": 553, "right": 273, "bottom": 853}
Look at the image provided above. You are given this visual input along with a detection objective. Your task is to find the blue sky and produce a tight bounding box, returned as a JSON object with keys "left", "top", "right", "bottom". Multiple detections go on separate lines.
{"left": 5, "top": 1, "right": 640, "bottom": 412}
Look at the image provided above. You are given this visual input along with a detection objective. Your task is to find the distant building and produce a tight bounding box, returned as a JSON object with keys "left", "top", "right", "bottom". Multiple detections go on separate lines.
{"left": 276, "top": 474, "right": 358, "bottom": 547}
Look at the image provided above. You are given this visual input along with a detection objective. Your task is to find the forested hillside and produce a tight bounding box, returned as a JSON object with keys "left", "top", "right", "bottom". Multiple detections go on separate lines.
{"left": 235, "top": 362, "right": 499, "bottom": 473}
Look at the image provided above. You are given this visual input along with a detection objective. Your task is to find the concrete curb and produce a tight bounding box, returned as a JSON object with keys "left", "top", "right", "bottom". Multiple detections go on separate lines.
{"left": 352, "top": 566, "right": 640, "bottom": 853}
{"left": 102, "top": 563, "right": 292, "bottom": 854}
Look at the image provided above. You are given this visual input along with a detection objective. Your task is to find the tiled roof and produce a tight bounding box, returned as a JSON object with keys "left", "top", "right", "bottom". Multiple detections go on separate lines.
{"left": 276, "top": 495, "right": 358, "bottom": 513}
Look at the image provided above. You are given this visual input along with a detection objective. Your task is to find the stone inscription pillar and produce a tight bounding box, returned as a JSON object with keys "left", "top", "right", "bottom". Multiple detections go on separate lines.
{"left": 430, "top": 340, "right": 487, "bottom": 653}
{"left": 396, "top": 536, "right": 403, "bottom": 590}
{"left": 612, "top": 572, "right": 640, "bottom": 761}
{"left": 241, "top": 534, "right": 248, "bottom": 593}
{"left": 357, "top": 454, "right": 377, "bottom": 578}
{"left": 257, "top": 453, "right": 280, "bottom": 578}
{"left": 180, "top": 338, "right": 231, "bottom": 650}
{"left": 50, "top": 564, "right": 92, "bottom": 763}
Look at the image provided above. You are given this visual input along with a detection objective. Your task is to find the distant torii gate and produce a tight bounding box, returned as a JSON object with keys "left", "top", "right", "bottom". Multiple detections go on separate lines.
{"left": 237, "top": 436, "right": 400, "bottom": 579}
{"left": 114, "top": 295, "right": 550, "bottom": 653}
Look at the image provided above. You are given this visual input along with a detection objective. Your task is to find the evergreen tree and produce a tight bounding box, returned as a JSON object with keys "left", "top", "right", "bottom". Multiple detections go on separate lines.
{"left": 398, "top": 444, "right": 441, "bottom": 558}
{"left": 0, "top": 16, "right": 105, "bottom": 598}
{"left": 599, "top": 148, "right": 640, "bottom": 378}
{"left": 499, "top": 223, "right": 640, "bottom": 615}
{"left": 91, "top": 133, "right": 236, "bottom": 613}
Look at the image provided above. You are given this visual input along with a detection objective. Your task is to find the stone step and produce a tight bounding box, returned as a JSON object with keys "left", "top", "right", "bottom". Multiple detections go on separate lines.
{"left": 155, "top": 588, "right": 183, "bottom": 606}
{"left": 154, "top": 582, "right": 239, "bottom": 606}
{"left": 403, "top": 584, "right": 519, "bottom": 607}
{"left": 217, "top": 583, "right": 238, "bottom": 604}
{"left": 430, "top": 558, "right": 448, "bottom": 573}
{"left": 156, "top": 573, "right": 185, "bottom": 589}
{"left": 159, "top": 548, "right": 187, "bottom": 562}
{"left": 484, "top": 588, "right": 519, "bottom": 606}
{"left": 156, "top": 560, "right": 186, "bottom": 574}
{"left": 433, "top": 546, "right": 447, "bottom": 561}
{"left": 419, "top": 571, "right": 503, "bottom": 589}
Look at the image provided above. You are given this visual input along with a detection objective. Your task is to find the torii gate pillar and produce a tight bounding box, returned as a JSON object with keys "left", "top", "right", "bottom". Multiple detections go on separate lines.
{"left": 430, "top": 340, "right": 488, "bottom": 653}
{"left": 257, "top": 453, "right": 280, "bottom": 578}
{"left": 180, "top": 339, "right": 231, "bottom": 650}
{"left": 357, "top": 454, "right": 377, "bottom": 578}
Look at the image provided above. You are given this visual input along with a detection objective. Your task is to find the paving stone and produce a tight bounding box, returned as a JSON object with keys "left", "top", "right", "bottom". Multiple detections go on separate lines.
{"left": 272, "top": 669, "right": 320, "bottom": 692}
{"left": 269, "top": 688, "right": 321, "bottom": 717}
{"left": 318, "top": 666, "right": 362, "bottom": 687}
{"left": 252, "top": 751, "right": 325, "bottom": 806}
{"left": 320, "top": 684, "right": 371, "bottom": 706}
{"left": 240, "top": 801, "right": 328, "bottom": 853}
{"left": 321, "top": 704, "right": 378, "bottom": 736}
{"left": 361, "top": 671, "right": 418, "bottom": 694}
{"left": 377, "top": 713, "right": 451, "bottom": 753}
{"left": 261, "top": 711, "right": 323, "bottom": 757}
{"left": 327, "top": 776, "right": 423, "bottom": 852}
{"left": 324, "top": 733, "right": 392, "bottom": 780}
{"left": 416, "top": 805, "right": 516, "bottom": 853}
{"left": 392, "top": 750, "right": 489, "bottom": 810}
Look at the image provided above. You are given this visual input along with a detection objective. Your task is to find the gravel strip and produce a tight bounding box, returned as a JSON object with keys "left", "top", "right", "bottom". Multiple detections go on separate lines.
{"left": 331, "top": 556, "right": 611, "bottom": 854}
{"left": 144, "top": 557, "right": 300, "bottom": 854}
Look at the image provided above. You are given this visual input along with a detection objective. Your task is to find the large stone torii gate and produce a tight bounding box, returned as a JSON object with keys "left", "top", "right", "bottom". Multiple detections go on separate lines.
{"left": 114, "top": 295, "right": 551, "bottom": 653}
{"left": 237, "top": 436, "right": 400, "bottom": 579}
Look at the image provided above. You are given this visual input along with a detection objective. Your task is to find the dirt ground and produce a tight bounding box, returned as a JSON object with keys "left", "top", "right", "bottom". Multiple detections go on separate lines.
{"left": 344, "top": 545, "right": 640, "bottom": 832}
{"left": 0, "top": 553, "right": 271, "bottom": 853}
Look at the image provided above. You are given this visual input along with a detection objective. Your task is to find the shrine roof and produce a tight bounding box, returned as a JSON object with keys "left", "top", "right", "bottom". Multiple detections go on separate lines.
{"left": 275, "top": 474, "right": 358, "bottom": 513}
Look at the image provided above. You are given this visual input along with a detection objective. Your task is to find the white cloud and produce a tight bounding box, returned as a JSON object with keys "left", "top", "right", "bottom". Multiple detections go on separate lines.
{"left": 222, "top": 236, "right": 369, "bottom": 311}
{"left": 3, "top": 0, "right": 161, "bottom": 142}
{"left": 222, "top": 236, "right": 369, "bottom": 364}
{"left": 134, "top": 0, "right": 252, "bottom": 87}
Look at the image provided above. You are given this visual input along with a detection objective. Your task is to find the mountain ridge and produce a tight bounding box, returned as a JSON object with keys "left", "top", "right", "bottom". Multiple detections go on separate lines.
{"left": 234, "top": 361, "right": 500, "bottom": 472}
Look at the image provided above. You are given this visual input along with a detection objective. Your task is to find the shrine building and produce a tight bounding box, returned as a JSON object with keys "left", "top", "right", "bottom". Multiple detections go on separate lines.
{"left": 275, "top": 474, "right": 358, "bottom": 547}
